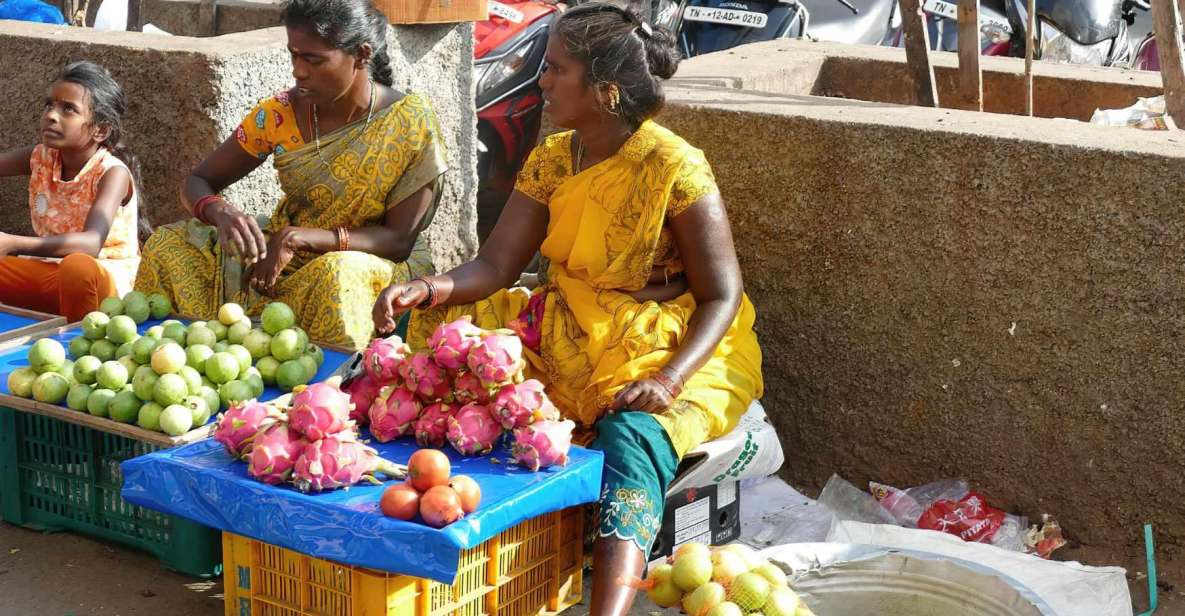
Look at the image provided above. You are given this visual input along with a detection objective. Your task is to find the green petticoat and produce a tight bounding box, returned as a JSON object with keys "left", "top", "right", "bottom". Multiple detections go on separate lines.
{"left": 588, "top": 411, "right": 680, "bottom": 553}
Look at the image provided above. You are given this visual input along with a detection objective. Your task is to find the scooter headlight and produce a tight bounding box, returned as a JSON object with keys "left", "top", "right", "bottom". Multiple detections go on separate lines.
{"left": 1039, "top": 20, "right": 1110, "bottom": 65}
{"left": 981, "top": 22, "right": 1010, "bottom": 45}
{"left": 654, "top": 0, "right": 679, "bottom": 30}
{"left": 476, "top": 37, "right": 539, "bottom": 99}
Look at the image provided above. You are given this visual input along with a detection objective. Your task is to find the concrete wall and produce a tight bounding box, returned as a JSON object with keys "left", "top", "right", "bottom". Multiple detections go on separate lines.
{"left": 139, "top": 0, "right": 281, "bottom": 37}
{"left": 0, "top": 20, "right": 477, "bottom": 268}
{"left": 656, "top": 72, "right": 1185, "bottom": 558}
{"left": 675, "top": 40, "right": 1164, "bottom": 122}
{"left": 386, "top": 23, "right": 479, "bottom": 268}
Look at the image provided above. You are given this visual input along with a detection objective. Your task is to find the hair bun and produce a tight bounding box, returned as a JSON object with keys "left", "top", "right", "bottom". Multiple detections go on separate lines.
{"left": 642, "top": 25, "right": 680, "bottom": 80}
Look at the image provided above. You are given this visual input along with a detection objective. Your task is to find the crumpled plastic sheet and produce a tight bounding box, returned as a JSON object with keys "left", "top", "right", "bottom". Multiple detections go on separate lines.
{"left": 121, "top": 435, "right": 603, "bottom": 583}
{"left": 0, "top": 319, "right": 351, "bottom": 423}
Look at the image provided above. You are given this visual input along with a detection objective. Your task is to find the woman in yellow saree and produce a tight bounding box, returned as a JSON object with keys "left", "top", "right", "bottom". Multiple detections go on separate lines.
{"left": 373, "top": 5, "right": 762, "bottom": 614}
{"left": 135, "top": 0, "right": 445, "bottom": 349}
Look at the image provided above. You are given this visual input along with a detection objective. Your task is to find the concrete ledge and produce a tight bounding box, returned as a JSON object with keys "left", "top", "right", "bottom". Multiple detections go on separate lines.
{"left": 675, "top": 39, "right": 1164, "bottom": 121}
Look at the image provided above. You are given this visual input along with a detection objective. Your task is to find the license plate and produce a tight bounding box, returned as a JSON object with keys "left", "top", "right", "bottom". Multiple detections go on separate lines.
{"left": 488, "top": 1, "right": 524, "bottom": 23}
{"left": 922, "top": 0, "right": 957, "bottom": 19}
{"left": 682, "top": 6, "right": 769, "bottom": 29}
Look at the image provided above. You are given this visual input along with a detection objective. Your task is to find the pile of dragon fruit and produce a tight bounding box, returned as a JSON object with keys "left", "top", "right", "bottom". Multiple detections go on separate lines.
{"left": 214, "top": 381, "right": 406, "bottom": 492}
{"left": 347, "top": 317, "right": 574, "bottom": 472}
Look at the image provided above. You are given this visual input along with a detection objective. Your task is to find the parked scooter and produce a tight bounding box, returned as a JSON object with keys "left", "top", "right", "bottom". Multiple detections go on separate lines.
{"left": 1124, "top": 0, "right": 1164, "bottom": 70}
{"left": 888, "top": 0, "right": 1014, "bottom": 55}
{"left": 653, "top": 0, "right": 1009, "bottom": 58}
{"left": 475, "top": 1, "right": 561, "bottom": 241}
{"left": 653, "top": 0, "right": 889, "bottom": 57}
{"left": 1003, "top": 0, "right": 1146, "bottom": 67}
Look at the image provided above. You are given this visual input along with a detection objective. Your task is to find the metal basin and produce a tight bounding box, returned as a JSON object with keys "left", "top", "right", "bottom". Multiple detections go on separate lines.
{"left": 768, "top": 543, "right": 1056, "bottom": 616}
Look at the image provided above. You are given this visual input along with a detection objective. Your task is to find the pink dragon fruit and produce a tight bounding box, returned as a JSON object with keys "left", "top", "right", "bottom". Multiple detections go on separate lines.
{"left": 454, "top": 370, "right": 493, "bottom": 405}
{"left": 363, "top": 335, "right": 410, "bottom": 383}
{"left": 428, "top": 316, "right": 484, "bottom": 372}
{"left": 248, "top": 422, "right": 307, "bottom": 485}
{"left": 399, "top": 352, "right": 451, "bottom": 402}
{"left": 490, "top": 379, "right": 559, "bottom": 431}
{"left": 344, "top": 374, "right": 383, "bottom": 425}
{"left": 446, "top": 403, "right": 504, "bottom": 456}
{"left": 415, "top": 402, "right": 457, "bottom": 447}
{"left": 291, "top": 432, "right": 406, "bottom": 492}
{"left": 214, "top": 400, "right": 283, "bottom": 459}
{"left": 467, "top": 330, "right": 526, "bottom": 386}
{"left": 511, "top": 419, "right": 575, "bottom": 471}
{"left": 369, "top": 385, "right": 421, "bottom": 442}
{"left": 288, "top": 381, "right": 354, "bottom": 441}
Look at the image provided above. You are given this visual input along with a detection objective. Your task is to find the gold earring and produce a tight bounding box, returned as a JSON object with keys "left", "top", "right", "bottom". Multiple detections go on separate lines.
{"left": 607, "top": 85, "right": 621, "bottom": 112}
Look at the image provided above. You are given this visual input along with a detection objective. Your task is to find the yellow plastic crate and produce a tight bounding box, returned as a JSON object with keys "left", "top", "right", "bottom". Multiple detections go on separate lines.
{"left": 223, "top": 507, "right": 585, "bottom": 616}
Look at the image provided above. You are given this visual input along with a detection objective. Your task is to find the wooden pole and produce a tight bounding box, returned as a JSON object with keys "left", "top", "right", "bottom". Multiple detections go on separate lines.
{"left": 1152, "top": 0, "right": 1185, "bottom": 126}
{"left": 957, "top": 0, "right": 983, "bottom": 111}
{"left": 199, "top": 0, "right": 218, "bottom": 36}
{"left": 127, "top": 0, "right": 142, "bottom": 31}
{"left": 1024, "top": 0, "right": 1036, "bottom": 115}
{"left": 898, "top": 0, "right": 939, "bottom": 107}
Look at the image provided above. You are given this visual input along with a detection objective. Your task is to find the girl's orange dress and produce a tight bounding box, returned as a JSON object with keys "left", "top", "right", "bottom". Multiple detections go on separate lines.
{"left": 0, "top": 145, "right": 139, "bottom": 321}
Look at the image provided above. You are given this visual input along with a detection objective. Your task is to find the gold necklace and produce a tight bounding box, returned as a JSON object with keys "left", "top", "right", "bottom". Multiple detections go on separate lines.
{"left": 311, "top": 80, "right": 375, "bottom": 168}
{"left": 575, "top": 138, "right": 585, "bottom": 172}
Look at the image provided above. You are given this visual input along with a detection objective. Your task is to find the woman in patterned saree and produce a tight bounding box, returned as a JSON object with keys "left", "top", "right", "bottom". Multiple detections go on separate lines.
{"left": 372, "top": 4, "right": 763, "bottom": 614}
{"left": 135, "top": 0, "right": 446, "bottom": 349}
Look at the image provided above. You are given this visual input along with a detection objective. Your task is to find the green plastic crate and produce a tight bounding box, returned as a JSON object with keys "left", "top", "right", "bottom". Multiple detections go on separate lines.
{"left": 0, "top": 407, "right": 222, "bottom": 577}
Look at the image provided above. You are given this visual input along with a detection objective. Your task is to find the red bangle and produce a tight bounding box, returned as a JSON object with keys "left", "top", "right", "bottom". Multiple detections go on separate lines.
{"left": 413, "top": 277, "right": 438, "bottom": 309}
{"left": 336, "top": 227, "right": 350, "bottom": 252}
{"left": 653, "top": 368, "right": 684, "bottom": 399}
{"left": 192, "top": 194, "right": 222, "bottom": 224}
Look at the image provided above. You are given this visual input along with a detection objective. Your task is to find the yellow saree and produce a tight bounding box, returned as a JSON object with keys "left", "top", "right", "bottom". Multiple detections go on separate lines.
{"left": 410, "top": 121, "right": 763, "bottom": 458}
{"left": 136, "top": 93, "right": 446, "bottom": 349}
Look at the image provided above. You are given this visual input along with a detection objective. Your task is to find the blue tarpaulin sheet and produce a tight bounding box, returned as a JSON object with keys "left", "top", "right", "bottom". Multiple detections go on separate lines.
{"left": 121, "top": 436, "right": 603, "bottom": 582}
{"left": 0, "top": 312, "right": 41, "bottom": 334}
{"left": 0, "top": 0, "right": 67, "bottom": 24}
{"left": 0, "top": 319, "right": 351, "bottom": 424}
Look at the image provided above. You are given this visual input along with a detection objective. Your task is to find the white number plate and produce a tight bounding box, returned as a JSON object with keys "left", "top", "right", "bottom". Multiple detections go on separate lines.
{"left": 922, "top": 0, "right": 958, "bottom": 19}
{"left": 488, "top": 1, "right": 524, "bottom": 23}
{"left": 682, "top": 6, "right": 768, "bottom": 29}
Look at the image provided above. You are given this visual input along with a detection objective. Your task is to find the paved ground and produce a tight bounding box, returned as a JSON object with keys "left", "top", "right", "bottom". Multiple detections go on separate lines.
{"left": 1, "top": 520, "right": 1180, "bottom": 616}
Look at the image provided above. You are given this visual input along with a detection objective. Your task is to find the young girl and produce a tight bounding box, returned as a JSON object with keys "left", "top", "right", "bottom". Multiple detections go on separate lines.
{"left": 0, "top": 61, "right": 139, "bottom": 322}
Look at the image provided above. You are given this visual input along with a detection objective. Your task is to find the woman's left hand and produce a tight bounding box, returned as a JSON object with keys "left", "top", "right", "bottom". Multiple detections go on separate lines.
{"left": 0, "top": 232, "right": 14, "bottom": 257}
{"left": 611, "top": 378, "right": 675, "bottom": 414}
{"left": 250, "top": 227, "right": 298, "bottom": 296}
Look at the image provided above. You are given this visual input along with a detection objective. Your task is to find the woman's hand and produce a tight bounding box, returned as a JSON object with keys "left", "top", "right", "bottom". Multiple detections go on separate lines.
{"left": 208, "top": 199, "right": 267, "bottom": 264}
{"left": 611, "top": 378, "right": 675, "bottom": 414}
{"left": 373, "top": 279, "right": 431, "bottom": 335}
{"left": 250, "top": 227, "right": 299, "bottom": 296}
{"left": 0, "top": 232, "right": 15, "bottom": 258}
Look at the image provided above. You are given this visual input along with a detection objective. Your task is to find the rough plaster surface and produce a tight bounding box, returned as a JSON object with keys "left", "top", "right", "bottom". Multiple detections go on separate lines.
{"left": 657, "top": 83, "right": 1185, "bottom": 559}
{"left": 675, "top": 39, "right": 1164, "bottom": 121}
{"left": 387, "top": 23, "right": 479, "bottom": 269}
{"left": 0, "top": 21, "right": 476, "bottom": 268}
